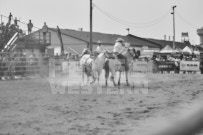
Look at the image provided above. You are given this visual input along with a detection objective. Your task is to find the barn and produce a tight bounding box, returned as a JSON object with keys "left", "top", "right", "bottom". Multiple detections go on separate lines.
{"left": 20, "top": 27, "right": 192, "bottom": 57}
{"left": 30, "top": 28, "right": 162, "bottom": 56}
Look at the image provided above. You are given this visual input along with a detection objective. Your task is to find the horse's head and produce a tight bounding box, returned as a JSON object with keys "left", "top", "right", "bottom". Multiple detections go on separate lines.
{"left": 80, "top": 48, "right": 91, "bottom": 57}
{"left": 135, "top": 49, "right": 140, "bottom": 59}
{"left": 127, "top": 48, "right": 140, "bottom": 60}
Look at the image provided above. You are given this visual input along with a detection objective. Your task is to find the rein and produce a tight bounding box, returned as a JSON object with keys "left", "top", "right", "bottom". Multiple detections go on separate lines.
{"left": 127, "top": 49, "right": 135, "bottom": 59}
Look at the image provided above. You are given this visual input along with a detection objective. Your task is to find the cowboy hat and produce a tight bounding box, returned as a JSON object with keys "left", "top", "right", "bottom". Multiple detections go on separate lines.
{"left": 125, "top": 42, "right": 130, "bottom": 48}
{"left": 116, "top": 38, "right": 124, "bottom": 42}
{"left": 97, "top": 40, "right": 101, "bottom": 44}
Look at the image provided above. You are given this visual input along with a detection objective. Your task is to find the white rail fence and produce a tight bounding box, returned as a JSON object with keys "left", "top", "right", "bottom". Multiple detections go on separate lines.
{"left": 0, "top": 52, "right": 81, "bottom": 80}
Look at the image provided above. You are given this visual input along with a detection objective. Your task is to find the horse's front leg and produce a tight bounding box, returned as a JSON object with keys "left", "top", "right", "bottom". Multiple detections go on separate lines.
{"left": 105, "top": 72, "right": 109, "bottom": 86}
{"left": 97, "top": 73, "right": 100, "bottom": 85}
{"left": 97, "top": 71, "right": 102, "bottom": 85}
{"left": 110, "top": 73, "right": 116, "bottom": 86}
{"left": 125, "top": 70, "right": 129, "bottom": 86}
{"left": 90, "top": 70, "right": 96, "bottom": 84}
{"left": 82, "top": 71, "right": 84, "bottom": 83}
{"left": 118, "top": 71, "right": 121, "bottom": 86}
{"left": 87, "top": 75, "right": 89, "bottom": 83}
{"left": 105, "top": 78, "right": 108, "bottom": 86}
{"left": 105, "top": 69, "right": 109, "bottom": 86}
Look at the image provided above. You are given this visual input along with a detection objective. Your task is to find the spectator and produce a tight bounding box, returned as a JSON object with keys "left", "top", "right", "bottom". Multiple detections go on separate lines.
{"left": 151, "top": 55, "right": 156, "bottom": 60}
{"left": 174, "top": 58, "right": 180, "bottom": 73}
{"left": 200, "top": 57, "right": 203, "bottom": 74}
{"left": 69, "top": 53, "right": 72, "bottom": 60}
{"left": 65, "top": 53, "right": 68, "bottom": 60}
{"left": 144, "top": 57, "right": 149, "bottom": 62}
{"left": 0, "top": 22, "right": 5, "bottom": 37}
{"left": 27, "top": 20, "right": 33, "bottom": 35}
{"left": 179, "top": 54, "right": 183, "bottom": 60}
{"left": 42, "top": 22, "right": 48, "bottom": 43}
{"left": 14, "top": 17, "right": 19, "bottom": 28}
{"left": 0, "top": 22, "right": 5, "bottom": 30}
{"left": 8, "top": 13, "right": 12, "bottom": 25}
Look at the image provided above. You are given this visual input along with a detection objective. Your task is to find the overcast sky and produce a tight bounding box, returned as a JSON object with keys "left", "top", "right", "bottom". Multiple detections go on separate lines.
{"left": 0, "top": 0, "right": 203, "bottom": 44}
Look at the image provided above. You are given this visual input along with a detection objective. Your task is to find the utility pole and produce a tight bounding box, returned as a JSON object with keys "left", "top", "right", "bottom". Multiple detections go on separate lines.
{"left": 90, "top": 0, "right": 93, "bottom": 52}
{"left": 126, "top": 28, "right": 130, "bottom": 35}
{"left": 1, "top": 15, "right": 2, "bottom": 24}
{"left": 171, "top": 5, "right": 177, "bottom": 49}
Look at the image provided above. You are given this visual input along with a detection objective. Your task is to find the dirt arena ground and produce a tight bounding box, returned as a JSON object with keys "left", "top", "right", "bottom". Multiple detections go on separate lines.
{"left": 0, "top": 73, "right": 203, "bottom": 135}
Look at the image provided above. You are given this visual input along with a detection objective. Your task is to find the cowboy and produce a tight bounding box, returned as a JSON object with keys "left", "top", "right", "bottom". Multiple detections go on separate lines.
{"left": 112, "top": 38, "right": 129, "bottom": 71}
{"left": 113, "top": 38, "right": 126, "bottom": 61}
{"left": 95, "top": 40, "right": 104, "bottom": 54}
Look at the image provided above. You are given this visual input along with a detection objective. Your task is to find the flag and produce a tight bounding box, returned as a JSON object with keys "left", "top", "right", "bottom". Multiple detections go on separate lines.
{"left": 57, "top": 26, "right": 64, "bottom": 55}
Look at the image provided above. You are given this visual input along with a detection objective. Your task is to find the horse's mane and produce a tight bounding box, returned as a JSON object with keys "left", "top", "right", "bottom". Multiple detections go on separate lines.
{"left": 124, "top": 48, "right": 140, "bottom": 59}
{"left": 80, "top": 48, "right": 91, "bottom": 57}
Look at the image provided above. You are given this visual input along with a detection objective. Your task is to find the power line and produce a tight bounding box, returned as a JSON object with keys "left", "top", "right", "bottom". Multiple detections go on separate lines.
{"left": 95, "top": 4, "right": 170, "bottom": 25}
{"left": 94, "top": 4, "right": 170, "bottom": 28}
{"left": 0, "top": 13, "right": 40, "bottom": 30}
{"left": 176, "top": 11, "right": 198, "bottom": 29}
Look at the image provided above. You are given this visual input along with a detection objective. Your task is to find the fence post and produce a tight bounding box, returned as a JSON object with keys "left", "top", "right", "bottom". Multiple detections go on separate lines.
{"left": 49, "top": 58, "right": 55, "bottom": 77}
{"left": 62, "top": 60, "right": 68, "bottom": 74}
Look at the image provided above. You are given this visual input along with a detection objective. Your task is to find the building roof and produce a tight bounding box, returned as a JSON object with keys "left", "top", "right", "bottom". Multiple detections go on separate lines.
{"left": 196, "top": 46, "right": 203, "bottom": 52}
{"left": 199, "top": 43, "right": 203, "bottom": 47}
{"left": 49, "top": 28, "right": 162, "bottom": 49}
{"left": 146, "top": 38, "right": 190, "bottom": 49}
{"left": 127, "top": 34, "right": 162, "bottom": 48}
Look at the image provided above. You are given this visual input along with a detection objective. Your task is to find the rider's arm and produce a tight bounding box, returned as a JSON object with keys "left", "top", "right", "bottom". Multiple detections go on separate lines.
{"left": 95, "top": 46, "right": 100, "bottom": 52}
{"left": 118, "top": 46, "right": 125, "bottom": 54}
{"left": 113, "top": 43, "right": 119, "bottom": 53}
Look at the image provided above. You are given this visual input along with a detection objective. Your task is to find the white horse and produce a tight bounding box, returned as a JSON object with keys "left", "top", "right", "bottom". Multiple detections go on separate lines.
{"left": 104, "top": 48, "right": 139, "bottom": 86}
{"left": 80, "top": 48, "right": 95, "bottom": 83}
{"left": 91, "top": 52, "right": 106, "bottom": 84}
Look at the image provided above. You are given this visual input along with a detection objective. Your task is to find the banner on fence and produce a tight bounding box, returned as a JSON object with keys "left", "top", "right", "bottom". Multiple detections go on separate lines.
{"left": 180, "top": 61, "right": 200, "bottom": 71}
{"left": 132, "top": 61, "right": 148, "bottom": 72}
{"left": 156, "top": 61, "right": 174, "bottom": 72}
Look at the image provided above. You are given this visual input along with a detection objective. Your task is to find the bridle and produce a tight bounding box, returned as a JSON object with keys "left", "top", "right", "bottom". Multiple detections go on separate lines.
{"left": 127, "top": 49, "right": 136, "bottom": 59}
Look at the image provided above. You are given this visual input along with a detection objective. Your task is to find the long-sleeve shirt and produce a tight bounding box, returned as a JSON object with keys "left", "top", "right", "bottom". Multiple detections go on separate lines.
{"left": 95, "top": 45, "right": 104, "bottom": 53}
{"left": 113, "top": 42, "right": 125, "bottom": 54}
{"left": 27, "top": 23, "right": 33, "bottom": 31}
{"left": 42, "top": 25, "right": 48, "bottom": 33}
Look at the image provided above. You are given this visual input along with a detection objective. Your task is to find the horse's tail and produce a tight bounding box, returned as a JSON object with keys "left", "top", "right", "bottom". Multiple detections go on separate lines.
{"left": 104, "top": 59, "right": 109, "bottom": 79}
{"left": 84, "top": 65, "right": 91, "bottom": 76}
{"left": 84, "top": 65, "right": 88, "bottom": 75}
